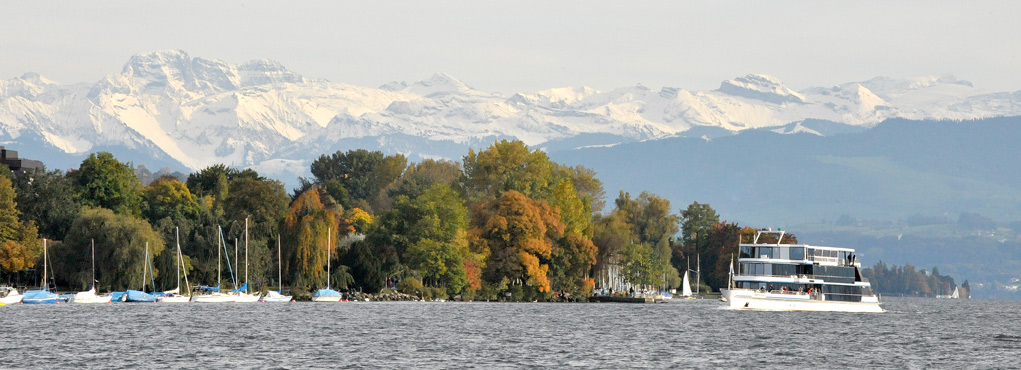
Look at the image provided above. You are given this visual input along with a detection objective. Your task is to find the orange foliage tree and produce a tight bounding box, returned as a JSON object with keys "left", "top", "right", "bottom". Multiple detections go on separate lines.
{"left": 281, "top": 186, "right": 351, "bottom": 292}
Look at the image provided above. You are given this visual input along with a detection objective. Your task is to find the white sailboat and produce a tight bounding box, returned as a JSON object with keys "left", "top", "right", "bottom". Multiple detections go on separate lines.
{"left": 681, "top": 270, "right": 694, "bottom": 298}
{"left": 160, "top": 227, "right": 192, "bottom": 303}
{"left": 312, "top": 227, "right": 342, "bottom": 302}
{"left": 70, "top": 239, "right": 112, "bottom": 304}
{"left": 229, "top": 218, "right": 260, "bottom": 303}
{"left": 192, "top": 226, "right": 238, "bottom": 303}
{"left": 261, "top": 237, "right": 292, "bottom": 302}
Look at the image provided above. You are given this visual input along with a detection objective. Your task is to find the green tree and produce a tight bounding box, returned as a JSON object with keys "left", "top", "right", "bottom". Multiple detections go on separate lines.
{"left": 309, "top": 149, "right": 407, "bottom": 211}
{"left": 70, "top": 152, "right": 143, "bottom": 216}
{"left": 58, "top": 208, "right": 164, "bottom": 291}
{"left": 12, "top": 167, "right": 81, "bottom": 239}
{"left": 681, "top": 201, "right": 720, "bottom": 253}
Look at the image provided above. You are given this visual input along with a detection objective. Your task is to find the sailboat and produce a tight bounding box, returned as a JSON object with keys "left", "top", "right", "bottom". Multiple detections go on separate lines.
{"left": 160, "top": 228, "right": 192, "bottom": 303}
{"left": 22, "top": 239, "right": 62, "bottom": 304}
{"left": 312, "top": 227, "right": 342, "bottom": 302}
{"left": 70, "top": 239, "right": 113, "bottom": 304}
{"left": 950, "top": 287, "right": 960, "bottom": 299}
{"left": 229, "top": 218, "right": 260, "bottom": 303}
{"left": 681, "top": 270, "right": 694, "bottom": 299}
{"left": 125, "top": 242, "right": 158, "bottom": 302}
{"left": 193, "top": 226, "right": 239, "bottom": 303}
{"left": 261, "top": 236, "right": 292, "bottom": 302}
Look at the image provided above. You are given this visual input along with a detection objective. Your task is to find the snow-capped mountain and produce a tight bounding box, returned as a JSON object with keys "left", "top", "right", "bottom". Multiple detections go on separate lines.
{"left": 2, "top": 50, "right": 1020, "bottom": 179}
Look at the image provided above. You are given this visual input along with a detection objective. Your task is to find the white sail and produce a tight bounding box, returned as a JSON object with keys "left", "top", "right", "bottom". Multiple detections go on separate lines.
{"left": 950, "top": 287, "right": 960, "bottom": 299}
{"left": 682, "top": 270, "right": 693, "bottom": 297}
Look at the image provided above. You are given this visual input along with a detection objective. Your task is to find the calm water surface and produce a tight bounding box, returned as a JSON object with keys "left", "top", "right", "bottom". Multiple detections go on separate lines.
{"left": 1, "top": 297, "right": 1019, "bottom": 369}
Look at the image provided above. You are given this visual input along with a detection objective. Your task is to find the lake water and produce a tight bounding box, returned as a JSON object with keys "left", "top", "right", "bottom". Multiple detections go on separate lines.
{"left": 1, "top": 297, "right": 1018, "bottom": 368}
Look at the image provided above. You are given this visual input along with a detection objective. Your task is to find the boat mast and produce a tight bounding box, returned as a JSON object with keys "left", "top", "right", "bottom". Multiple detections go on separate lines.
{"left": 217, "top": 226, "right": 222, "bottom": 290}
{"left": 177, "top": 227, "right": 190, "bottom": 293}
{"left": 278, "top": 236, "right": 282, "bottom": 293}
{"left": 234, "top": 237, "right": 239, "bottom": 290}
{"left": 42, "top": 238, "right": 48, "bottom": 291}
{"left": 327, "top": 227, "right": 331, "bottom": 290}
{"left": 245, "top": 217, "right": 249, "bottom": 294}
{"left": 91, "top": 239, "right": 96, "bottom": 290}
{"left": 696, "top": 254, "right": 701, "bottom": 295}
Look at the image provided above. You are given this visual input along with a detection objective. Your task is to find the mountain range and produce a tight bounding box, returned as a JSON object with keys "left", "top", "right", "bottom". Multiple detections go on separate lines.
{"left": 3, "top": 49, "right": 1020, "bottom": 185}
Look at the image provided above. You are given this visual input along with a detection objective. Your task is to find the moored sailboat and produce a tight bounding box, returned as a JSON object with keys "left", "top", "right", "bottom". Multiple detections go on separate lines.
{"left": 0, "top": 286, "right": 23, "bottom": 304}
{"left": 70, "top": 239, "right": 112, "bottom": 304}
{"left": 261, "top": 237, "right": 292, "bottom": 303}
{"left": 312, "top": 227, "right": 342, "bottom": 302}
{"left": 125, "top": 242, "right": 158, "bottom": 303}
{"left": 23, "top": 239, "right": 62, "bottom": 304}
{"left": 160, "top": 228, "right": 192, "bottom": 303}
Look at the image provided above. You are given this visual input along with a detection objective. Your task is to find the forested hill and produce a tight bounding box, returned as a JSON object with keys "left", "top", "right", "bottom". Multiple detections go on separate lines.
{"left": 548, "top": 116, "right": 1021, "bottom": 228}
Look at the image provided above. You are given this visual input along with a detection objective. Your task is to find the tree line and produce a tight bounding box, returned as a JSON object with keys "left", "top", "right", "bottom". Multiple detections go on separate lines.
{"left": 1, "top": 140, "right": 801, "bottom": 301}
{"left": 862, "top": 262, "right": 969, "bottom": 298}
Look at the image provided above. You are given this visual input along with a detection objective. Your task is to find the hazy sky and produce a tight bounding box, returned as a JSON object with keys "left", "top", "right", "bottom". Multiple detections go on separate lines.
{"left": 2, "top": 1, "right": 1018, "bottom": 94}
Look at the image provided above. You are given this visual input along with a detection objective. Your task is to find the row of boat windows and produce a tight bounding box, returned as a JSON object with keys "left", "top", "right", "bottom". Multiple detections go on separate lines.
{"left": 739, "top": 246, "right": 852, "bottom": 262}
{"left": 738, "top": 263, "right": 859, "bottom": 283}
{"left": 734, "top": 282, "right": 870, "bottom": 301}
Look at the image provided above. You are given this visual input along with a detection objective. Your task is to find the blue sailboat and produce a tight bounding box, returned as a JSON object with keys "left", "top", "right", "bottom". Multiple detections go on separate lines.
{"left": 312, "top": 227, "right": 342, "bottom": 302}
{"left": 125, "top": 242, "right": 158, "bottom": 303}
{"left": 22, "top": 239, "right": 61, "bottom": 304}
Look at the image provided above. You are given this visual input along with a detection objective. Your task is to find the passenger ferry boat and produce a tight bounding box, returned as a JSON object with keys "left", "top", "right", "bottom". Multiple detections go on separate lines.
{"left": 720, "top": 230, "right": 883, "bottom": 313}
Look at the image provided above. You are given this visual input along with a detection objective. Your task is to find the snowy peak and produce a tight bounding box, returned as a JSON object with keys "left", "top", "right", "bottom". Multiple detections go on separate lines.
{"left": 858, "top": 74, "right": 974, "bottom": 99}
{"left": 718, "top": 74, "right": 806, "bottom": 104}
{"left": 404, "top": 73, "right": 477, "bottom": 97}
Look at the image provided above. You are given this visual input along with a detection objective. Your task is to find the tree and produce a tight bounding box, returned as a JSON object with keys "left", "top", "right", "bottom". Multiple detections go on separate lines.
{"left": 58, "top": 208, "right": 164, "bottom": 291}
{"left": 309, "top": 149, "right": 407, "bottom": 211}
{"left": 470, "top": 190, "right": 564, "bottom": 294}
{"left": 70, "top": 152, "right": 143, "bottom": 216}
{"left": 0, "top": 172, "right": 42, "bottom": 275}
{"left": 11, "top": 167, "right": 81, "bottom": 240}
{"left": 141, "top": 176, "right": 201, "bottom": 225}
{"left": 461, "top": 140, "right": 554, "bottom": 202}
{"left": 680, "top": 201, "right": 719, "bottom": 252}
{"left": 280, "top": 186, "right": 350, "bottom": 292}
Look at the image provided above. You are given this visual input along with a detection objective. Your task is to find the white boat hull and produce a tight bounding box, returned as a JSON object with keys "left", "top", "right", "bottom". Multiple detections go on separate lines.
{"left": 312, "top": 296, "right": 343, "bottom": 302}
{"left": 191, "top": 293, "right": 239, "bottom": 303}
{"left": 721, "top": 289, "right": 884, "bottom": 313}
{"left": 261, "top": 296, "right": 293, "bottom": 302}
{"left": 232, "top": 292, "right": 260, "bottom": 303}
{"left": 159, "top": 295, "right": 191, "bottom": 303}
{"left": 70, "top": 295, "right": 113, "bottom": 304}
{"left": 0, "top": 294, "right": 24, "bottom": 304}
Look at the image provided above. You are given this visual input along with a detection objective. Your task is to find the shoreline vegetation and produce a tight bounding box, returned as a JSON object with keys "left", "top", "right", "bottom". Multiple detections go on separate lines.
{"left": 0, "top": 141, "right": 965, "bottom": 303}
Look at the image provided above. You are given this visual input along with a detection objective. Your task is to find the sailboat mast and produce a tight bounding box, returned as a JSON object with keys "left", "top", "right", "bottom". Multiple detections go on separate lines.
{"left": 234, "top": 237, "right": 238, "bottom": 290}
{"left": 175, "top": 227, "right": 181, "bottom": 291}
{"left": 178, "top": 227, "right": 190, "bottom": 292}
{"left": 245, "top": 217, "right": 249, "bottom": 293}
{"left": 278, "top": 236, "right": 282, "bottom": 293}
{"left": 696, "top": 254, "right": 701, "bottom": 295}
{"left": 43, "top": 238, "right": 48, "bottom": 290}
{"left": 327, "top": 227, "right": 331, "bottom": 290}
{"left": 218, "top": 226, "right": 222, "bottom": 289}
{"left": 91, "top": 239, "right": 96, "bottom": 289}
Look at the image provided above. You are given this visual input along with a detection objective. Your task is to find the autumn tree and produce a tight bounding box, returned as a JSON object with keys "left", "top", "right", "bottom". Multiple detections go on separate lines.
{"left": 461, "top": 140, "right": 554, "bottom": 202}
{"left": 141, "top": 176, "right": 201, "bottom": 225}
{"left": 470, "top": 190, "right": 564, "bottom": 295}
{"left": 0, "top": 171, "right": 42, "bottom": 276}
{"left": 280, "top": 186, "right": 350, "bottom": 293}
{"left": 309, "top": 149, "right": 407, "bottom": 212}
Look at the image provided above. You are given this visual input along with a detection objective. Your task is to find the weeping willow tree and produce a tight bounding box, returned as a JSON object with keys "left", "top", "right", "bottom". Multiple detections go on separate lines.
{"left": 281, "top": 186, "right": 352, "bottom": 293}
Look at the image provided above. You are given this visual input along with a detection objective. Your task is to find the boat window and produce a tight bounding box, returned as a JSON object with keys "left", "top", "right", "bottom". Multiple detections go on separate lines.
{"left": 790, "top": 247, "right": 805, "bottom": 260}
{"left": 739, "top": 246, "right": 752, "bottom": 259}
{"left": 806, "top": 248, "right": 815, "bottom": 258}
{"left": 756, "top": 247, "right": 774, "bottom": 259}
{"left": 779, "top": 247, "right": 790, "bottom": 260}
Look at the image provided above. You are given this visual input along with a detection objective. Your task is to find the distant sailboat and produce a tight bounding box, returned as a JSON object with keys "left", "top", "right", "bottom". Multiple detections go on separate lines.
{"left": 22, "top": 239, "right": 62, "bottom": 304}
{"left": 312, "top": 227, "right": 342, "bottom": 302}
{"left": 193, "top": 226, "right": 239, "bottom": 303}
{"left": 229, "top": 218, "right": 260, "bottom": 303}
{"left": 681, "top": 270, "right": 693, "bottom": 299}
{"left": 70, "top": 239, "right": 112, "bottom": 304}
{"left": 261, "top": 236, "right": 292, "bottom": 303}
{"left": 160, "top": 228, "right": 191, "bottom": 303}
{"left": 950, "top": 287, "right": 960, "bottom": 299}
{"left": 125, "top": 242, "right": 158, "bottom": 303}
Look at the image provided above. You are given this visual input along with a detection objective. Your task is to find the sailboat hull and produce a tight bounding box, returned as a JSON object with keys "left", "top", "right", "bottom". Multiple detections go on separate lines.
{"left": 22, "top": 290, "right": 61, "bottom": 304}
{"left": 0, "top": 293, "right": 24, "bottom": 304}
{"left": 159, "top": 295, "right": 191, "bottom": 303}
{"left": 125, "top": 290, "right": 158, "bottom": 303}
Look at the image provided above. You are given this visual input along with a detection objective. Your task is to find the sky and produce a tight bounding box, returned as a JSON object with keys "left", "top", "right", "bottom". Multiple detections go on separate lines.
{"left": 1, "top": 1, "right": 1019, "bottom": 94}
